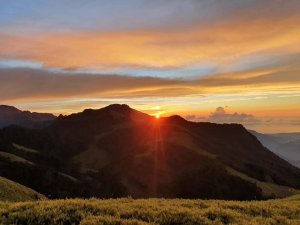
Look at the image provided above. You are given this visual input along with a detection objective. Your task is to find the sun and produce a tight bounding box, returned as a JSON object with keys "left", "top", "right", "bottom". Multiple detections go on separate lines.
{"left": 152, "top": 108, "right": 162, "bottom": 119}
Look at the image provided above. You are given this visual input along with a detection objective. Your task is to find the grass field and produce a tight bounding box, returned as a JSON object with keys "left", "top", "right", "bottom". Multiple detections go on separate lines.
{"left": 1, "top": 195, "right": 300, "bottom": 225}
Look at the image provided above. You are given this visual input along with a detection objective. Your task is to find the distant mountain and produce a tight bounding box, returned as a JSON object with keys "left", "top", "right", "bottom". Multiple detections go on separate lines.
{"left": 0, "top": 105, "right": 56, "bottom": 129}
{"left": 250, "top": 130, "right": 300, "bottom": 168}
{"left": 1, "top": 104, "right": 300, "bottom": 200}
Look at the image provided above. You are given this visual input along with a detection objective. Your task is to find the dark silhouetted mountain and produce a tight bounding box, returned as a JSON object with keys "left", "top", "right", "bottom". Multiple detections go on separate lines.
{"left": 1, "top": 104, "right": 300, "bottom": 200}
{"left": 0, "top": 105, "right": 56, "bottom": 128}
{"left": 250, "top": 130, "right": 300, "bottom": 168}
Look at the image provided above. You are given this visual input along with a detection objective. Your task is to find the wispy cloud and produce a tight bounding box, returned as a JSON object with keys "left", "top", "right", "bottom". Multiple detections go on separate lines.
{"left": 202, "top": 106, "right": 258, "bottom": 123}
{"left": 0, "top": 66, "right": 299, "bottom": 102}
{"left": 0, "top": 8, "right": 299, "bottom": 73}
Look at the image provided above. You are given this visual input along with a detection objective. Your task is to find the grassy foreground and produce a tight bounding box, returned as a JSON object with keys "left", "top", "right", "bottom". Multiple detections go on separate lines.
{"left": 1, "top": 195, "right": 300, "bottom": 225}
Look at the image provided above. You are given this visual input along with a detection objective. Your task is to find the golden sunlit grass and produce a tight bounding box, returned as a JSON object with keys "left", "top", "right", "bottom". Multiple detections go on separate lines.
{"left": 1, "top": 195, "right": 300, "bottom": 224}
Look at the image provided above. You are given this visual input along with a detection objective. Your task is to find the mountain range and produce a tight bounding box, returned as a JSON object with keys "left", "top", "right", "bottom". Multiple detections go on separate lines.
{"left": 0, "top": 105, "right": 56, "bottom": 128}
{"left": 250, "top": 130, "right": 300, "bottom": 168}
{"left": 0, "top": 104, "right": 300, "bottom": 200}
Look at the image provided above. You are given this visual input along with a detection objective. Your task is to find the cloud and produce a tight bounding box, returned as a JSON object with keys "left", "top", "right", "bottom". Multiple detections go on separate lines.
{"left": 0, "top": 66, "right": 300, "bottom": 104}
{"left": 207, "top": 107, "right": 259, "bottom": 123}
{"left": 0, "top": 8, "right": 299, "bottom": 71}
{"left": 0, "top": 68, "right": 185, "bottom": 102}
{"left": 185, "top": 109, "right": 300, "bottom": 133}
{"left": 1, "top": 0, "right": 300, "bottom": 33}
{"left": 193, "top": 65, "right": 300, "bottom": 89}
{"left": 185, "top": 115, "right": 196, "bottom": 121}
{"left": 186, "top": 107, "right": 259, "bottom": 124}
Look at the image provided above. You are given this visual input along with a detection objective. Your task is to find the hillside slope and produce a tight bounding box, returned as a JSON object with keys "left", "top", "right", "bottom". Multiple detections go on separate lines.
{"left": 1, "top": 104, "right": 300, "bottom": 200}
{"left": 0, "top": 176, "right": 44, "bottom": 202}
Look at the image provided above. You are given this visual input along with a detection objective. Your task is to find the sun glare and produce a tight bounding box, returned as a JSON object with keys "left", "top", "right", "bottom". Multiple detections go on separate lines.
{"left": 156, "top": 114, "right": 160, "bottom": 119}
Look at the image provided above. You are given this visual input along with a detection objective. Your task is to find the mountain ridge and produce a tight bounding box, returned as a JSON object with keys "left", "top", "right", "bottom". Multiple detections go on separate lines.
{"left": 250, "top": 130, "right": 300, "bottom": 168}
{"left": 1, "top": 104, "right": 300, "bottom": 200}
{"left": 0, "top": 105, "right": 56, "bottom": 129}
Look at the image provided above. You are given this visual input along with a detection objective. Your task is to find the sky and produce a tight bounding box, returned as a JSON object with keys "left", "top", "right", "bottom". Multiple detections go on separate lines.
{"left": 0, "top": 0, "right": 299, "bottom": 133}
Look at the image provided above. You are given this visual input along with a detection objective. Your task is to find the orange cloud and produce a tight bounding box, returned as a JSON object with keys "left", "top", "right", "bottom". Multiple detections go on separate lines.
{"left": 0, "top": 66, "right": 299, "bottom": 103}
{"left": 0, "top": 16, "right": 299, "bottom": 70}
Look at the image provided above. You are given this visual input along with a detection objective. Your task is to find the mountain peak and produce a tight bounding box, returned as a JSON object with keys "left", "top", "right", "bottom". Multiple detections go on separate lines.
{"left": 103, "top": 104, "right": 131, "bottom": 111}
{"left": 0, "top": 105, "right": 56, "bottom": 129}
{"left": 81, "top": 104, "right": 131, "bottom": 114}
{"left": 165, "top": 115, "right": 187, "bottom": 124}
{"left": 0, "top": 105, "right": 20, "bottom": 113}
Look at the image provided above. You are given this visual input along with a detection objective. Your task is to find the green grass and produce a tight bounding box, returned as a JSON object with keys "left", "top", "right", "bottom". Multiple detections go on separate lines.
{"left": 0, "top": 176, "right": 45, "bottom": 202}
{"left": 1, "top": 195, "right": 300, "bottom": 225}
